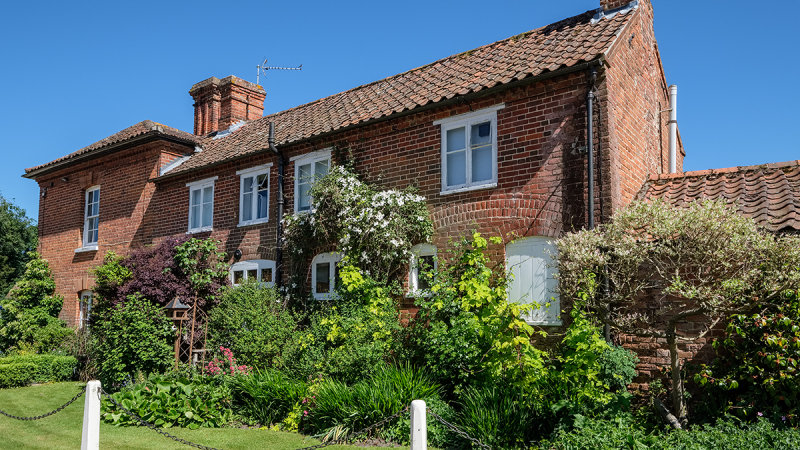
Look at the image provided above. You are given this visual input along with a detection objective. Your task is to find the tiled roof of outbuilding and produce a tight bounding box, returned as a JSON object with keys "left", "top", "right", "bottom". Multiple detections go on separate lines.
{"left": 638, "top": 161, "right": 800, "bottom": 232}
{"left": 24, "top": 120, "right": 197, "bottom": 177}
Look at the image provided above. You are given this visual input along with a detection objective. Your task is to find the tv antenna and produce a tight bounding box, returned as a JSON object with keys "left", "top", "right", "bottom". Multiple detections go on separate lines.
{"left": 256, "top": 58, "right": 302, "bottom": 85}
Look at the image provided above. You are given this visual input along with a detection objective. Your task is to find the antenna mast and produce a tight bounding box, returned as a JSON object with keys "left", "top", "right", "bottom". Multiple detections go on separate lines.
{"left": 256, "top": 58, "right": 303, "bottom": 85}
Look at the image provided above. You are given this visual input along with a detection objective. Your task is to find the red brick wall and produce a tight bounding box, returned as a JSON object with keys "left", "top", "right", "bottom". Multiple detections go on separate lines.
{"left": 600, "top": 0, "right": 684, "bottom": 218}
{"left": 35, "top": 141, "right": 193, "bottom": 323}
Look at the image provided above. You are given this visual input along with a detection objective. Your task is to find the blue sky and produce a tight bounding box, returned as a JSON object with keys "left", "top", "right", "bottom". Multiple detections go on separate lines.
{"left": 2, "top": 0, "right": 798, "bottom": 222}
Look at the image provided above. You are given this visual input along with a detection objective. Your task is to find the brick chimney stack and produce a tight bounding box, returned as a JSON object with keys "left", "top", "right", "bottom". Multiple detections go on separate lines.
{"left": 189, "top": 76, "right": 266, "bottom": 136}
{"left": 599, "top": 0, "right": 632, "bottom": 11}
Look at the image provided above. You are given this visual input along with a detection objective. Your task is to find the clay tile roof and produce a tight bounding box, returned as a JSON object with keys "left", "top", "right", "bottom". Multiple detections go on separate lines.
{"left": 638, "top": 161, "right": 800, "bottom": 232}
{"left": 161, "top": 7, "right": 635, "bottom": 178}
{"left": 24, "top": 120, "right": 197, "bottom": 178}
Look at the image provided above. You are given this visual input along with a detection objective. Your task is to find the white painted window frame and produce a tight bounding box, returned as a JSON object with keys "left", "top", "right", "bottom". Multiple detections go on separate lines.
{"left": 78, "top": 290, "right": 93, "bottom": 329}
{"left": 230, "top": 259, "right": 276, "bottom": 287}
{"left": 311, "top": 252, "right": 341, "bottom": 300}
{"left": 292, "top": 148, "right": 332, "bottom": 213}
{"left": 435, "top": 104, "right": 503, "bottom": 195}
{"left": 505, "top": 236, "right": 562, "bottom": 326}
{"left": 79, "top": 186, "right": 100, "bottom": 251}
{"left": 186, "top": 176, "right": 217, "bottom": 233}
{"left": 237, "top": 164, "right": 273, "bottom": 226}
{"left": 408, "top": 243, "right": 437, "bottom": 296}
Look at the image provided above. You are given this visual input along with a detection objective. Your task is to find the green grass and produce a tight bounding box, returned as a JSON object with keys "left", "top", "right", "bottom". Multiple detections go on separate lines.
{"left": 0, "top": 382, "right": 378, "bottom": 449}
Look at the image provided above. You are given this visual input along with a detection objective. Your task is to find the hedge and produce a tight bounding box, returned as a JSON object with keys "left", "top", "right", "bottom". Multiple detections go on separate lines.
{"left": 0, "top": 354, "right": 77, "bottom": 387}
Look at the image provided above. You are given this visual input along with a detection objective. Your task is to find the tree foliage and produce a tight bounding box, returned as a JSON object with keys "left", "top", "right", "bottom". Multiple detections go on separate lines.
{"left": 0, "top": 195, "right": 37, "bottom": 297}
{"left": 557, "top": 199, "right": 800, "bottom": 425}
{"left": 0, "top": 253, "right": 70, "bottom": 354}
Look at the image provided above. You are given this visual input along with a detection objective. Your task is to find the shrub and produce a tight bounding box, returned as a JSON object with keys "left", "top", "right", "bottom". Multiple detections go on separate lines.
{"left": 0, "top": 353, "right": 77, "bottom": 387}
{"left": 207, "top": 283, "right": 298, "bottom": 370}
{"left": 102, "top": 374, "right": 232, "bottom": 429}
{"left": 407, "top": 232, "right": 546, "bottom": 394}
{"left": 303, "top": 364, "right": 449, "bottom": 445}
{"left": 557, "top": 200, "right": 800, "bottom": 424}
{"left": 0, "top": 253, "right": 70, "bottom": 354}
{"left": 228, "top": 369, "right": 307, "bottom": 426}
{"left": 597, "top": 344, "right": 639, "bottom": 393}
{"left": 93, "top": 294, "right": 174, "bottom": 388}
{"left": 695, "top": 290, "right": 800, "bottom": 426}
{"left": 455, "top": 384, "right": 544, "bottom": 449}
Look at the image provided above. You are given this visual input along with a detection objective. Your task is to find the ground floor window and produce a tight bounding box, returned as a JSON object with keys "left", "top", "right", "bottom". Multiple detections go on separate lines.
{"left": 79, "top": 290, "right": 93, "bottom": 329}
{"left": 505, "top": 236, "right": 561, "bottom": 325}
{"left": 408, "top": 243, "right": 437, "bottom": 296}
{"left": 312, "top": 252, "right": 342, "bottom": 300}
{"left": 230, "top": 259, "right": 276, "bottom": 286}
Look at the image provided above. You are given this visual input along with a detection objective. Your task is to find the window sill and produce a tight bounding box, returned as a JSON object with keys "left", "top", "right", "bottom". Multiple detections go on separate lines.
{"left": 74, "top": 245, "right": 98, "bottom": 253}
{"left": 439, "top": 182, "right": 497, "bottom": 196}
{"left": 405, "top": 290, "right": 433, "bottom": 298}
{"left": 237, "top": 219, "right": 269, "bottom": 227}
{"left": 313, "top": 293, "right": 339, "bottom": 301}
{"left": 187, "top": 227, "right": 213, "bottom": 234}
{"left": 526, "top": 319, "right": 563, "bottom": 327}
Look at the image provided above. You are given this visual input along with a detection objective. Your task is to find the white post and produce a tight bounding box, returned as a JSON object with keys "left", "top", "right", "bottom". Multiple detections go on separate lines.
{"left": 81, "top": 380, "right": 101, "bottom": 450}
{"left": 410, "top": 399, "right": 427, "bottom": 450}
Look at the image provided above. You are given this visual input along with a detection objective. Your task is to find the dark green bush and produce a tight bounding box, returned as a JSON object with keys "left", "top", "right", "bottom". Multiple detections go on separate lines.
{"left": 455, "top": 384, "right": 544, "bottom": 449}
{"left": 304, "top": 365, "right": 450, "bottom": 445}
{"left": 207, "top": 283, "right": 299, "bottom": 370}
{"left": 696, "top": 291, "right": 800, "bottom": 426}
{"left": 229, "top": 368, "right": 307, "bottom": 426}
{"left": 597, "top": 344, "right": 639, "bottom": 393}
{"left": 101, "top": 374, "right": 232, "bottom": 429}
{"left": 93, "top": 294, "right": 174, "bottom": 389}
{"left": 0, "top": 353, "right": 77, "bottom": 387}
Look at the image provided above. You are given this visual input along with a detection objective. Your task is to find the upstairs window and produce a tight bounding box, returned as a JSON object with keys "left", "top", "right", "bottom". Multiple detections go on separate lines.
{"left": 238, "top": 164, "right": 272, "bottom": 226}
{"left": 312, "top": 252, "right": 341, "bottom": 300}
{"left": 187, "top": 177, "right": 216, "bottom": 233}
{"left": 82, "top": 186, "right": 100, "bottom": 249}
{"left": 408, "top": 243, "right": 437, "bottom": 295}
{"left": 435, "top": 105, "right": 503, "bottom": 194}
{"left": 230, "top": 259, "right": 276, "bottom": 286}
{"left": 505, "top": 236, "right": 561, "bottom": 325}
{"left": 293, "top": 149, "right": 331, "bottom": 213}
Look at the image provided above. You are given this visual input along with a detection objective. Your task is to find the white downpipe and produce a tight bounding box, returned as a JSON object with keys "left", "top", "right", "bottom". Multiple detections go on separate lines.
{"left": 81, "top": 380, "right": 101, "bottom": 450}
{"left": 410, "top": 399, "right": 427, "bottom": 450}
{"left": 668, "top": 85, "right": 678, "bottom": 173}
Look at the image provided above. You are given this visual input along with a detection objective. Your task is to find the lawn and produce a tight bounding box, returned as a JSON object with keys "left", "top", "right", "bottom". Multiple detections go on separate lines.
{"left": 0, "top": 382, "right": 371, "bottom": 449}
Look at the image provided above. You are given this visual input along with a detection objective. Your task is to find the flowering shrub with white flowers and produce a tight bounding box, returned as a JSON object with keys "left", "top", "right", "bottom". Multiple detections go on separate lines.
{"left": 283, "top": 165, "right": 433, "bottom": 287}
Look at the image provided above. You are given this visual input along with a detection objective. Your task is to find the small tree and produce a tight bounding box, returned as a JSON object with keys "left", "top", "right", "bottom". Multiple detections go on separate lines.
{"left": 0, "top": 194, "right": 37, "bottom": 297}
{"left": 0, "top": 253, "right": 70, "bottom": 354}
{"left": 558, "top": 200, "right": 800, "bottom": 425}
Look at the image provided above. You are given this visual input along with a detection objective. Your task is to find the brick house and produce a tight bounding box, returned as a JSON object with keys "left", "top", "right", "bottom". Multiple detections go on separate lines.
{"left": 23, "top": 0, "right": 681, "bottom": 330}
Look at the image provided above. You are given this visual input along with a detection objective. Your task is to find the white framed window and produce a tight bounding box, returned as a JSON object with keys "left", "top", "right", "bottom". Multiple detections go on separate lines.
{"left": 434, "top": 104, "right": 503, "bottom": 194}
{"left": 408, "top": 243, "right": 437, "bottom": 296}
{"left": 311, "top": 252, "right": 342, "bottom": 300}
{"left": 230, "top": 259, "right": 276, "bottom": 286}
{"left": 506, "top": 236, "right": 561, "bottom": 326}
{"left": 237, "top": 164, "right": 272, "bottom": 226}
{"left": 82, "top": 186, "right": 100, "bottom": 249}
{"left": 292, "top": 149, "right": 331, "bottom": 213}
{"left": 79, "top": 290, "right": 93, "bottom": 329}
{"left": 186, "top": 176, "right": 217, "bottom": 233}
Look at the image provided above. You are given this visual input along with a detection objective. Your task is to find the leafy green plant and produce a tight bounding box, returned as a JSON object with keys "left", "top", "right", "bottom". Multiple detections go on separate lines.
{"left": 101, "top": 374, "right": 232, "bottom": 429}
{"left": 408, "top": 232, "right": 546, "bottom": 394}
{"left": 228, "top": 368, "right": 307, "bottom": 426}
{"left": 93, "top": 294, "right": 174, "bottom": 389}
{"left": 695, "top": 290, "right": 800, "bottom": 426}
{"left": 0, "top": 353, "right": 77, "bottom": 387}
{"left": 0, "top": 194, "right": 37, "bottom": 298}
{"left": 455, "top": 384, "right": 544, "bottom": 449}
{"left": 207, "top": 283, "right": 298, "bottom": 370}
{"left": 598, "top": 344, "right": 639, "bottom": 393}
{"left": 0, "top": 253, "right": 70, "bottom": 354}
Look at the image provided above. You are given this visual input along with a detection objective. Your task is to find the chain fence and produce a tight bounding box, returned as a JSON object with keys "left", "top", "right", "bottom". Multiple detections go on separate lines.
{"left": 296, "top": 406, "right": 410, "bottom": 450}
{"left": 0, "top": 385, "right": 86, "bottom": 421}
{"left": 428, "top": 407, "right": 491, "bottom": 450}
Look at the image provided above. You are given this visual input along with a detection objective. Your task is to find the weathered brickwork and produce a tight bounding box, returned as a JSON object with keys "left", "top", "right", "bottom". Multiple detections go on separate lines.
{"left": 29, "top": 0, "right": 687, "bottom": 385}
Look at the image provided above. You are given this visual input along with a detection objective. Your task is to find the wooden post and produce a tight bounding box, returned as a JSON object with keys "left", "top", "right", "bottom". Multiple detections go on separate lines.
{"left": 410, "top": 400, "right": 427, "bottom": 450}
